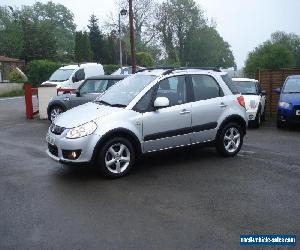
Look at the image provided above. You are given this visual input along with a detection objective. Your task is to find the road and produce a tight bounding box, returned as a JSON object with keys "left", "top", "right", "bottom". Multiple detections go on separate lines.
{"left": 0, "top": 97, "right": 299, "bottom": 249}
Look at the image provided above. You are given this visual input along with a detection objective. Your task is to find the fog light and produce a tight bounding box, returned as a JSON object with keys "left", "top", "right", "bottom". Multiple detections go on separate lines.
{"left": 62, "top": 150, "right": 81, "bottom": 160}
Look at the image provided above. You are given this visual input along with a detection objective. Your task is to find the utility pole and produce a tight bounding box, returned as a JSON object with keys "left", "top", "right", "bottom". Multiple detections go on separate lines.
{"left": 128, "top": 0, "right": 136, "bottom": 73}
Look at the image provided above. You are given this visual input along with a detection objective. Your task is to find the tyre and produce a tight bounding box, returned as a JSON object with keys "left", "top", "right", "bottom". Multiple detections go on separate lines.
{"left": 96, "top": 137, "right": 135, "bottom": 178}
{"left": 261, "top": 105, "right": 266, "bottom": 121}
{"left": 216, "top": 122, "right": 243, "bottom": 157}
{"left": 48, "top": 105, "right": 64, "bottom": 122}
{"left": 252, "top": 107, "right": 261, "bottom": 128}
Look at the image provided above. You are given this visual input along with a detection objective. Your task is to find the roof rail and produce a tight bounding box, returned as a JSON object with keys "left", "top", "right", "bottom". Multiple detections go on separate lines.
{"left": 136, "top": 66, "right": 221, "bottom": 75}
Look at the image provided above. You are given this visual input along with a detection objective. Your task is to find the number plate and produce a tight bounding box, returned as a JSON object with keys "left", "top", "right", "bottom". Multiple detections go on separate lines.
{"left": 46, "top": 134, "right": 55, "bottom": 145}
{"left": 296, "top": 110, "right": 300, "bottom": 116}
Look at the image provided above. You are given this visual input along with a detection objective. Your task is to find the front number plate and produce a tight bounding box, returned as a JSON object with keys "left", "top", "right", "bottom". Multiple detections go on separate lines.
{"left": 296, "top": 110, "right": 300, "bottom": 116}
{"left": 46, "top": 134, "right": 55, "bottom": 145}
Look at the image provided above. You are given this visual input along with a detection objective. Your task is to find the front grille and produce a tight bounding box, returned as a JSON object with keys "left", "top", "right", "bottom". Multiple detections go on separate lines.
{"left": 50, "top": 124, "right": 65, "bottom": 135}
{"left": 48, "top": 143, "right": 58, "bottom": 157}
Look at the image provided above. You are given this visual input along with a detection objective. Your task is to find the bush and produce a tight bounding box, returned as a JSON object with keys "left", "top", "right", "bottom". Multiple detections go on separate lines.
{"left": 136, "top": 52, "right": 153, "bottom": 67}
{"left": 103, "top": 64, "right": 120, "bottom": 75}
{"left": 8, "top": 68, "right": 25, "bottom": 83}
{"left": 26, "top": 60, "right": 62, "bottom": 86}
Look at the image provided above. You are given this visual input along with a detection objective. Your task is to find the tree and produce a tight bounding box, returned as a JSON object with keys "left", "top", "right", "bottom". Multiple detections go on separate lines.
{"left": 183, "top": 27, "right": 235, "bottom": 68}
{"left": 75, "top": 31, "right": 92, "bottom": 63}
{"left": 244, "top": 42, "right": 295, "bottom": 78}
{"left": 0, "top": 7, "right": 23, "bottom": 58}
{"left": 87, "top": 14, "right": 105, "bottom": 63}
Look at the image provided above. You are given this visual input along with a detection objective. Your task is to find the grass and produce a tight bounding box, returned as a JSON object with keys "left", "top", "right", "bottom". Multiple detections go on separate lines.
{"left": 0, "top": 89, "right": 24, "bottom": 98}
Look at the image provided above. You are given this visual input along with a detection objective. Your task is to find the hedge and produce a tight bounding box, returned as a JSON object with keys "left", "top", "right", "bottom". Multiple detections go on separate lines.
{"left": 26, "top": 60, "right": 62, "bottom": 86}
{"left": 103, "top": 64, "right": 120, "bottom": 75}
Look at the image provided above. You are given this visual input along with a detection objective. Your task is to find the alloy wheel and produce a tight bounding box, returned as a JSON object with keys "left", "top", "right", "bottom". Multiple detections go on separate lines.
{"left": 223, "top": 127, "right": 241, "bottom": 153}
{"left": 105, "top": 143, "right": 131, "bottom": 174}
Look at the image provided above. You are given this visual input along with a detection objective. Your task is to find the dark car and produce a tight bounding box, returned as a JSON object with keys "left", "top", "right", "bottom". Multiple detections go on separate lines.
{"left": 275, "top": 75, "right": 300, "bottom": 128}
{"left": 47, "top": 75, "right": 127, "bottom": 122}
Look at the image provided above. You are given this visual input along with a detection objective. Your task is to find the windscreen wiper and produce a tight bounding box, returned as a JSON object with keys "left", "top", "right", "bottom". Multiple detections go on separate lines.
{"left": 110, "top": 103, "right": 127, "bottom": 108}
{"left": 94, "top": 100, "right": 112, "bottom": 106}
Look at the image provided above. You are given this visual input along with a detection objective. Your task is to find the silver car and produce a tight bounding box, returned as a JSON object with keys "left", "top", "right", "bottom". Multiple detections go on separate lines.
{"left": 46, "top": 68, "right": 247, "bottom": 178}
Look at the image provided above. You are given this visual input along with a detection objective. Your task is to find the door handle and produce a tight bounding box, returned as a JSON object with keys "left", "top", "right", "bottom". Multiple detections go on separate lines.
{"left": 180, "top": 109, "right": 190, "bottom": 115}
{"left": 220, "top": 102, "right": 227, "bottom": 108}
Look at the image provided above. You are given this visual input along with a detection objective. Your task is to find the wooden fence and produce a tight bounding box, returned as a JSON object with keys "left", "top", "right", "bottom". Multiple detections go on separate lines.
{"left": 256, "top": 68, "right": 300, "bottom": 117}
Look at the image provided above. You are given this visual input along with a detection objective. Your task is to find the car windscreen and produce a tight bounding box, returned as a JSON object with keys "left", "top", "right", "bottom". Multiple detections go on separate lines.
{"left": 283, "top": 78, "right": 300, "bottom": 93}
{"left": 233, "top": 81, "right": 258, "bottom": 95}
{"left": 95, "top": 74, "right": 157, "bottom": 106}
{"left": 49, "top": 69, "right": 74, "bottom": 81}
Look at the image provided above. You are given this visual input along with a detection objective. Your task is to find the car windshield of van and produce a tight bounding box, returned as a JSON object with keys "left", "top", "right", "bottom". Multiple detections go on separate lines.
{"left": 95, "top": 74, "right": 157, "bottom": 107}
{"left": 283, "top": 78, "right": 300, "bottom": 93}
{"left": 234, "top": 81, "right": 258, "bottom": 95}
{"left": 49, "top": 69, "right": 74, "bottom": 81}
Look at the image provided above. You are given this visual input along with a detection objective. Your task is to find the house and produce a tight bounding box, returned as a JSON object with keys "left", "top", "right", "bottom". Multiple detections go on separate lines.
{"left": 0, "top": 56, "right": 25, "bottom": 82}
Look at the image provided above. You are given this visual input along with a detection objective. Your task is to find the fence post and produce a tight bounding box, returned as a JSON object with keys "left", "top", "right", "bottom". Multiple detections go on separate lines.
{"left": 24, "top": 83, "right": 33, "bottom": 119}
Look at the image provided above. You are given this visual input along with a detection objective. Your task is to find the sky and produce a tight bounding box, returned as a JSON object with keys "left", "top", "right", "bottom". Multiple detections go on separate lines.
{"left": 2, "top": 0, "right": 300, "bottom": 68}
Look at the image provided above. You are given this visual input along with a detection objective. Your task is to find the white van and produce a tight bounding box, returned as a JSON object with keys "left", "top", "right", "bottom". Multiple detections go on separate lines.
{"left": 42, "top": 63, "right": 105, "bottom": 89}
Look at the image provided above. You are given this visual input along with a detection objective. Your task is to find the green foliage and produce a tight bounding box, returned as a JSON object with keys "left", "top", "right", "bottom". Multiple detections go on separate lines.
{"left": 155, "top": 0, "right": 235, "bottom": 67}
{"left": 136, "top": 52, "right": 153, "bottom": 67}
{"left": 0, "top": 89, "right": 24, "bottom": 98}
{"left": 88, "top": 14, "right": 105, "bottom": 63}
{"left": 245, "top": 41, "right": 296, "bottom": 78}
{"left": 75, "top": 31, "right": 92, "bottom": 63}
{"left": 0, "top": 2, "right": 76, "bottom": 62}
{"left": 8, "top": 69, "right": 24, "bottom": 83}
{"left": 103, "top": 64, "right": 120, "bottom": 75}
{"left": 183, "top": 27, "right": 235, "bottom": 68}
{"left": 26, "top": 60, "right": 62, "bottom": 86}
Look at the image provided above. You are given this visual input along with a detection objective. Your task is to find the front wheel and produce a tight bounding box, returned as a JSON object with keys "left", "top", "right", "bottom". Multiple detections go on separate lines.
{"left": 48, "top": 105, "right": 64, "bottom": 122}
{"left": 216, "top": 123, "right": 244, "bottom": 157}
{"left": 96, "top": 137, "right": 135, "bottom": 178}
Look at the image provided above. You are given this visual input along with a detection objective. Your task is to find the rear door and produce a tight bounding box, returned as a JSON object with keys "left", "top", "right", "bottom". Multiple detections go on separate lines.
{"left": 189, "top": 74, "right": 227, "bottom": 143}
{"left": 140, "top": 75, "right": 192, "bottom": 152}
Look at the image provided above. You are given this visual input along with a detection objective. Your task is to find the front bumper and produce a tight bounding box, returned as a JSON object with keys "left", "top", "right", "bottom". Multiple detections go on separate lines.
{"left": 246, "top": 110, "right": 257, "bottom": 121}
{"left": 277, "top": 106, "right": 300, "bottom": 124}
{"left": 46, "top": 129, "right": 100, "bottom": 164}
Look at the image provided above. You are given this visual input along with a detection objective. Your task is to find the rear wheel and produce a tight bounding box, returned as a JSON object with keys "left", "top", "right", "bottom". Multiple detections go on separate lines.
{"left": 96, "top": 137, "right": 135, "bottom": 178}
{"left": 48, "top": 105, "right": 64, "bottom": 122}
{"left": 216, "top": 122, "right": 243, "bottom": 157}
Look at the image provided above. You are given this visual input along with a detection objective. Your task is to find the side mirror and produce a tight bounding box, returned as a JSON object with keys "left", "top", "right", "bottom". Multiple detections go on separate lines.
{"left": 72, "top": 76, "right": 77, "bottom": 83}
{"left": 261, "top": 90, "right": 267, "bottom": 95}
{"left": 153, "top": 97, "right": 169, "bottom": 109}
{"left": 274, "top": 88, "right": 281, "bottom": 94}
{"left": 76, "top": 90, "right": 80, "bottom": 97}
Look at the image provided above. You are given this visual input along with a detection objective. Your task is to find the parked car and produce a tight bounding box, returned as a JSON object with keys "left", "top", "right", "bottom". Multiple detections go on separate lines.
{"left": 275, "top": 75, "right": 300, "bottom": 128}
{"left": 47, "top": 75, "right": 126, "bottom": 122}
{"left": 42, "top": 63, "right": 104, "bottom": 89}
{"left": 46, "top": 67, "right": 247, "bottom": 178}
{"left": 111, "top": 66, "right": 145, "bottom": 75}
{"left": 232, "top": 78, "right": 266, "bottom": 128}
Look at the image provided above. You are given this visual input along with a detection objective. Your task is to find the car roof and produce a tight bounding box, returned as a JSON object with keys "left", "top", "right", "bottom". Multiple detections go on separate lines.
{"left": 86, "top": 75, "right": 127, "bottom": 80}
{"left": 232, "top": 78, "right": 258, "bottom": 82}
{"left": 59, "top": 65, "right": 79, "bottom": 70}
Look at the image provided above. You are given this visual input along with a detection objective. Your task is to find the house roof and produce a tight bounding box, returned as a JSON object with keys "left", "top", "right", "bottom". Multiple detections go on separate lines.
{"left": 0, "top": 56, "right": 24, "bottom": 63}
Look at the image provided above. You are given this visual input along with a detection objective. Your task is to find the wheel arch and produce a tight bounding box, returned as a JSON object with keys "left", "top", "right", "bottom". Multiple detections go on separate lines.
{"left": 91, "top": 128, "right": 142, "bottom": 163}
{"left": 217, "top": 115, "right": 247, "bottom": 138}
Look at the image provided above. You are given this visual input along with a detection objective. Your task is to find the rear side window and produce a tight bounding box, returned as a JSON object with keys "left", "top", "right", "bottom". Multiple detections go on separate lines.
{"left": 221, "top": 75, "right": 239, "bottom": 94}
{"left": 80, "top": 79, "right": 108, "bottom": 94}
{"left": 191, "top": 75, "right": 224, "bottom": 101}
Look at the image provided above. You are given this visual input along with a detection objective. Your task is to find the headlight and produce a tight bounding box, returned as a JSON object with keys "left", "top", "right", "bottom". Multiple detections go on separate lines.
{"left": 279, "top": 102, "right": 290, "bottom": 108}
{"left": 249, "top": 100, "right": 257, "bottom": 109}
{"left": 66, "top": 121, "right": 97, "bottom": 139}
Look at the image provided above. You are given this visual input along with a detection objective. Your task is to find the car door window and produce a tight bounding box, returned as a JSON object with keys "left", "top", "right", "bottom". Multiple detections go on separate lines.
{"left": 155, "top": 76, "right": 187, "bottom": 106}
{"left": 74, "top": 68, "right": 85, "bottom": 82}
{"left": 191, "top": 75, "right": 224, "bottom": 101}
{"left": 80, "top": 80, "right": 108, "bottom": 94}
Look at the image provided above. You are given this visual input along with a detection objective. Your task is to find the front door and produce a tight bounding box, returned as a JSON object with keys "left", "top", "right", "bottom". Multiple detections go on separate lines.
{"left": 142, "top": 75, "right": 192, "bottom": 152}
